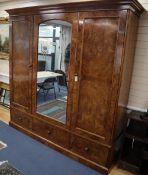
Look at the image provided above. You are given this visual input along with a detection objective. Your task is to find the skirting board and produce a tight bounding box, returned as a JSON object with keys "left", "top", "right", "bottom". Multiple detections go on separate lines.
{"left": 127, "top": 106, "right": 147, "bottom": 112}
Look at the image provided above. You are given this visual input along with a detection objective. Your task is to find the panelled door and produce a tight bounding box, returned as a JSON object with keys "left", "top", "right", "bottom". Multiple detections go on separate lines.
{"left": 10, "top": 16, "right": 33, "bottom": 112}
{"left": 71, "top": 10, "right": 128, "bottom": 144}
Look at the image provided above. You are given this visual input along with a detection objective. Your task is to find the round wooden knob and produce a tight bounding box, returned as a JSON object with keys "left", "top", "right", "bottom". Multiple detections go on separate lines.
{"left": 18, "top": 117, "right": 22, "bottom": 122}
{"left": 47, "top": 130, "right": 52, "bottom": 134}
{"left": 84, "top": 147, "right": 89, "bottom": 151}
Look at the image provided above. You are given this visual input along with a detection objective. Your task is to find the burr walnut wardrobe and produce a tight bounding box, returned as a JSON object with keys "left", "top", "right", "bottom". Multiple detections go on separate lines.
{"left": 7, "top": 0, "right": 144, "bottom": 174}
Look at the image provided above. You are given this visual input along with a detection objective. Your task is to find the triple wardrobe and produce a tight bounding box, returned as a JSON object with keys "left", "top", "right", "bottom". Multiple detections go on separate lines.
{"left": 7, "top": 0, "right": 144, "bottom": 174}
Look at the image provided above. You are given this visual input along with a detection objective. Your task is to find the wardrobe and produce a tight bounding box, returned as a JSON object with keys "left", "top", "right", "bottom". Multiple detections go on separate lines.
{"left": 7, "top": 0, "right": 144, "bottom": 174}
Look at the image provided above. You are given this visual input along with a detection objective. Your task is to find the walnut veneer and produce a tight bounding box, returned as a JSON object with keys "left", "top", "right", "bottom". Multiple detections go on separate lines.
{"left": 7, "top": 1, "right": 144, "bottom": 174}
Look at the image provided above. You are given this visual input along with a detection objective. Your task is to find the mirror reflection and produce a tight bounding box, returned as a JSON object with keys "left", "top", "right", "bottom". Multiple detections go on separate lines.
{"left": 36, "top": 20, "right": 72, "bottom": 124}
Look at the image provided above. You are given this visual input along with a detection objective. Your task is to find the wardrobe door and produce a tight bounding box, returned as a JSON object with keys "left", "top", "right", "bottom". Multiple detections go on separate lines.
{"left": 10, "top": 16, "right": 33, "bottom": 112}
{"left": 33, "top": 13, "right": 78, "bottom": 128}
{"left": 72, "top": 11, "right": 128, "bottom": 144}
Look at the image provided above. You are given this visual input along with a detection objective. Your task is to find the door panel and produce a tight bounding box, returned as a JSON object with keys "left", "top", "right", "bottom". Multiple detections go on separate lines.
{"left": 33, "top": 13, "right": 78, "bottom": 128}
{"left": 78, "top": 17, "right": 118, "bottom": 137}
{"left": 10, "top": 16, "right": 33, "bottom": 112}
{"left": 72, "top": 11, "right": 127, "bottom": 143}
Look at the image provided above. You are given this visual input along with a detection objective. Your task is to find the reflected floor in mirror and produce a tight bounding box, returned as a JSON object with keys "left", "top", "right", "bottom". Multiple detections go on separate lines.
{"left": 37, "top": 84, "right": 67, "bottom": 124}
{"left": 36, "top": 20, "right": 71, "bottom": 124}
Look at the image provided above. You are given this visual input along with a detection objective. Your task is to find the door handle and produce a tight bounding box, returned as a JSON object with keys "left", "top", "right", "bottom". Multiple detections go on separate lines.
{"left": 74, "top": 74, "right": 78, "bottom": 82}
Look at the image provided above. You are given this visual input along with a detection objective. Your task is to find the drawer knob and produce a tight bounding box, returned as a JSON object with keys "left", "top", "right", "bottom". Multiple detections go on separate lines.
{"left": 47, "top": 130, "right": 52, "bottom": 134}
{"left": 84, "top": 147, "right": 89, "bottom": 152}
{"left": 18, "top": 117, "right": 22, "bottom": 121}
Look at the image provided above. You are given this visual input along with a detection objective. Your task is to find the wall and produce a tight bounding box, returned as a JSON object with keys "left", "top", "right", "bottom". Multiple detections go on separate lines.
{"left": 0, "top": 0, "right": 148, "bottom": 111}
{"left": 139, "top": 0, "right": 148, "bottom": 10}
{"left": 0, "top": 59, "right": 9, "bottom": 83}
{"left": 128, "top": 11, "right": 148, "bottom": 111}
{"left": 0, "top": 0, "right": 95, "bottom": 16}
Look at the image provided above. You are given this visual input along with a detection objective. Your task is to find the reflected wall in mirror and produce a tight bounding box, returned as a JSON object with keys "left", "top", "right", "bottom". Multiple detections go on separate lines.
{"left": 36, "top": 20, "right": 72, "bottom": 124}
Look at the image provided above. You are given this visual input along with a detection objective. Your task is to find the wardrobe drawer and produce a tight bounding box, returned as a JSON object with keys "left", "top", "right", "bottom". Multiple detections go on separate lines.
{"left": 32, "top": 118, "right": 69, "bottom": 148}
{"left": 11, "top": 109, "right": 32, "bottom": 130}
{"left": 70, "top": 135, "right": 109, "bottom": 166}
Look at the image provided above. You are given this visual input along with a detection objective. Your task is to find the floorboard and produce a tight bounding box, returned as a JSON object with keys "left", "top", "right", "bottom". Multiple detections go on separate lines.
{"left": 0, "top": 105, "right": 10, "bottom": 124}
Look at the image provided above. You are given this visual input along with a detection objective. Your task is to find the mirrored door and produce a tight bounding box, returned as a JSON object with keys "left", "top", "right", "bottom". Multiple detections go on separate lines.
{"left": 36, "top": 20, "right": 72, "bottom": 124}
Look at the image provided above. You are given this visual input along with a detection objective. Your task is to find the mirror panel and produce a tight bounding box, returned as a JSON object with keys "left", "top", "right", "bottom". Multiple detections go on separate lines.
{"left": 36, "top": 20, "right": 72, "bottom": 124}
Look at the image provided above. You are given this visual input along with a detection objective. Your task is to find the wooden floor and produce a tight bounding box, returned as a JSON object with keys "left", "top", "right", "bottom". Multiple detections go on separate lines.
{"left": 0, "top": 105, "right": 135, "bottom": 175}
{"left": 109, "top": 166, "right": 135, "bottom": 175}
{"left": 0, "top": 105, "right": 10, "bottom": 123}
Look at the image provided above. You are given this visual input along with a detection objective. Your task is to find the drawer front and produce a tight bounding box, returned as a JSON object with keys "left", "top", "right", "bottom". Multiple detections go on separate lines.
{"left": 32, "top": 118, "right": 70, "bottom": 148}
{"left": 11, "top": 108, "right": 32, "bottom": 130}
{"left": 70, "top": 135, "right": 109, "bottom": 166}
